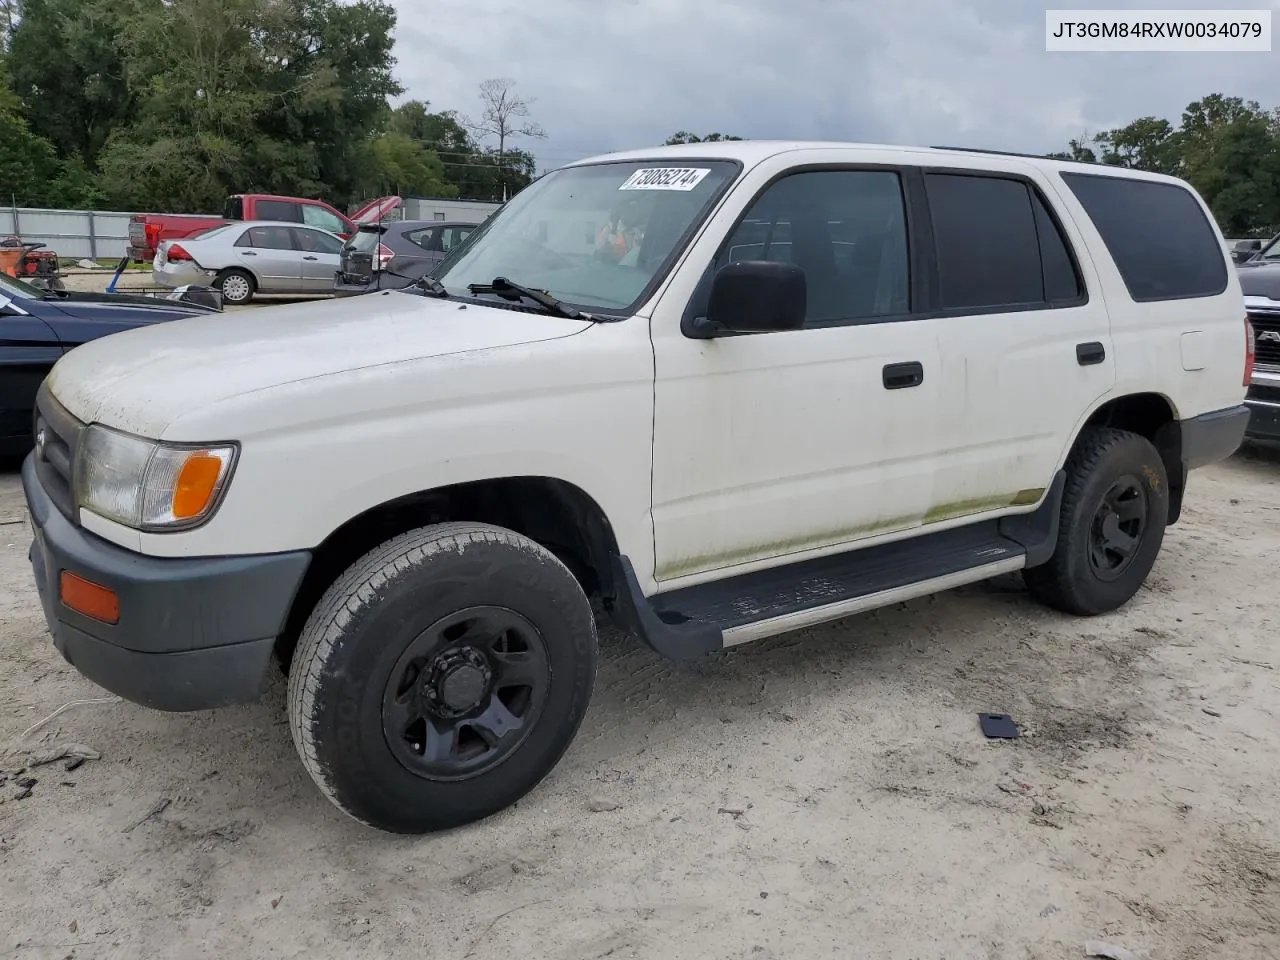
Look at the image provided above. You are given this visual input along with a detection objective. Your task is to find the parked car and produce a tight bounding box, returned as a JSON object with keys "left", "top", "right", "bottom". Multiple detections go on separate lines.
{"left": 23, "top": 142, "right": 1250, "bottom": 834}
{"left": 0, "top": 271, "right": 216, "bottom": 456}
{"left": 153, "top": 221, "right": 348, "bottom": 305}
{"left": 1242, "top": 293, "right": 1280, "bottom": 441}
{"left": 128, "top": 194, "right": 402, "bottom": 262}
{"left": 334, "top": 220, "right": 478, "bottom": 295}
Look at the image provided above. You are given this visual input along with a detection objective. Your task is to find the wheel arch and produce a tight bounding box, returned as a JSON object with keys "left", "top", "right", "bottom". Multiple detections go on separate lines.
{"left": 275, "top": 475, "right": 622, "bottom": 670}
{"left": 215, "top": 264, "right": 260, "bottom": 290}
{"left": 1061, "top": 390, "right": 1184, "bottom": 524}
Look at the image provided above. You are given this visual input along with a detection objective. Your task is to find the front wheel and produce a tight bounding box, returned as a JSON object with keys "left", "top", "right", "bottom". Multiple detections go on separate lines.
{"left": 1023, "top": 427, "right": 1169, "bottom": 615}
{"left": 287, "top": 523, "right": 598, "bottom": 833}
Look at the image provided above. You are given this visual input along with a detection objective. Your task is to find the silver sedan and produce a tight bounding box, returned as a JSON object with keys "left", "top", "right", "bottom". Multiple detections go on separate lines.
{"left": 152, "top": 221, "right": 345, "bottom": 305}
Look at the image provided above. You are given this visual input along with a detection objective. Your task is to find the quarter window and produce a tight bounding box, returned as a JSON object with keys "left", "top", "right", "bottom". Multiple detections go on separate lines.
{"left": 925, "top": 173, "right": 1083, "bottom": 311}
{"left": 1060, "top": 172, "right": 1228, "bottom": 301}
{"left": 717, "top": 170, "right": 910, "bottom": 324}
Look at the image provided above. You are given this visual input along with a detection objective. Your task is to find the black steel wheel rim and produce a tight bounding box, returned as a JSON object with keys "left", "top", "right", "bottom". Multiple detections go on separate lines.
{"left": 1088, "top": 475, "right": 1148, "bottom": 582}
{"left": 381, "top": 605, "right": 552, "bottom": 782}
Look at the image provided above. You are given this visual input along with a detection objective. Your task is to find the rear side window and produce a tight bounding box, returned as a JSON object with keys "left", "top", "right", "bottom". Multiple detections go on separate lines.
{"left": 406, "top": 227, "right": 441, "bottom": 252}
{"left": 925, "top": 173, "right": 1083, "bottom": 312}
{"left": 1060, "top": 172, "right": 1227, "bottom": 302}
{"left": 255, "top": 200, "right": 303, "bottom": 223}
{"left": 244, "top": 226, "right": 296, "bottom": 250}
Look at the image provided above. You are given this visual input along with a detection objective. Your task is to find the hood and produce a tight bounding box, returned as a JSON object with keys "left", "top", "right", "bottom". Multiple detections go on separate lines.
{"left": 47, "top": 291, "right": 589, "bottom": 437}
{"left": 351, "top": 196, "right": 403, "bottom": 224}
{"left": 1238, "top": 261, "right": 1280, "bottom": 300}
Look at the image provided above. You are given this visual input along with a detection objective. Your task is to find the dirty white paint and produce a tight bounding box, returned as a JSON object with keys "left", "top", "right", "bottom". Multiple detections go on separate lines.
{"left": 43, "top": 140, "right": 1249, "bottom": 598}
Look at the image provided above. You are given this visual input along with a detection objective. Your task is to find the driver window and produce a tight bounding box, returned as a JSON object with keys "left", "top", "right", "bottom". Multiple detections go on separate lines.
{"left": 717, "top": 170, "right": 910, "bottom": 325}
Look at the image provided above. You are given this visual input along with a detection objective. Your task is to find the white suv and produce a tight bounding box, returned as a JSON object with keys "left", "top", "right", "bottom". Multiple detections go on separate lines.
{"left": 22, "top": 141, "right": 1251, "bottom": 833}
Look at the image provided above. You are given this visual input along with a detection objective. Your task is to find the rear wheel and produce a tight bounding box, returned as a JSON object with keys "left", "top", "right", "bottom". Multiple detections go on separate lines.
{"left": 1023, "top": 427, "right": 1169, "bottom": 615}
{"left": 287, "top": 522, "right": 598, "bottom": 833}
{"left": 215, "top": 268, "right": 255, "bottom": 305}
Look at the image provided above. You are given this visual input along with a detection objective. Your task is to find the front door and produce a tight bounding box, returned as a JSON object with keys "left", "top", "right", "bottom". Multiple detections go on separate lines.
{"left": 292, "top": 227, "right": 345, "bottom": 291}
{"left": 650, "top": 167, "right": 943, "bottom": 585}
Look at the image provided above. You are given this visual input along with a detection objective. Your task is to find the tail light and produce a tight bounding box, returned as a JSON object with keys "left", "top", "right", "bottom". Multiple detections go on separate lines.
{"left": 145, "top": 222, "right": 161, "bottom": 251}
{"left": 376, "top": 243, "right": 395, "bottom": 270}
{"left": 1244, "top": 315, "right": 1256, "bottom": 387}
{"left": 166, "top": 244, "right": 194, "bottom": 262}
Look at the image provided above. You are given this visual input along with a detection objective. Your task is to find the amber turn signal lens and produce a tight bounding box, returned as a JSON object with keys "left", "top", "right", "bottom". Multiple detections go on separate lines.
{"left": 60, "top": 571, "right": 120, "bottom": 624}
{"left": 172, "top": 452, "right": 224, "bottom": 520}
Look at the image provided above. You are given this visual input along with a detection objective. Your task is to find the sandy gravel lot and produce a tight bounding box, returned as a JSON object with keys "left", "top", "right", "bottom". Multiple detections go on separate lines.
{"left": 0, "top": 445, "right": 1277, "bottom": 960}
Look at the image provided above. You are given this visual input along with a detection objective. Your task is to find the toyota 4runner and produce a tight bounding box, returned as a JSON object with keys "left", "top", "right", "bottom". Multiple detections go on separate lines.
{"left": 22, "top": 142, "right": 1251, "bottom": 834}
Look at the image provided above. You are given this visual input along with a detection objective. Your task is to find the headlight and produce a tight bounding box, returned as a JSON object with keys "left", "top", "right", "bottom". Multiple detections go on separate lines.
{"left": 74, "top": 424, "right": 238, "bottom": 531}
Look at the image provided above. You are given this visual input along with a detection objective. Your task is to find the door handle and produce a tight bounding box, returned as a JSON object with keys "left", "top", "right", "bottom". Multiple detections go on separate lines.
{"left": 882, "top": 361, "right": 924, "bottom": 390}
{"left": 240, "top": 251, "right": 257, "bottom": 256}
{"left": 1076, "top": 341, "right": 1106, "bottom": 366}
{"left": 303, "top": 255, "right": 318, "bottom": 261}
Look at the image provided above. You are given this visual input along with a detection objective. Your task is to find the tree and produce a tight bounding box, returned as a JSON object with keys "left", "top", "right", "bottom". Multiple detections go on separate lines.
{"left": 7, "top": 0, "right": 146, "bottom": 170}
{"left": 466, "top": 78, "right": 545, "bottom": 199}
{"left": 0, "top": 59, "right": 102, "bottom": 206}
{"left": 390, "top": 100, "right": 535, "bottom": 200}
{"left": 1047, "top": 94, "right": 1280, "bottom": 236}
{"left": 94, "top": 0, "right": 404, "bottom": 211}
{"left": 366, "top": 130, "right": 456, "bottom": 198}
{"left": 1093, "top": 117, "right": 1180, "bottom": 174}
{"left": 664, "top": 131, "right": 743, "bottom": 144}
{"left": 1045, "top": 136, "right": 1098, "bottom": 163}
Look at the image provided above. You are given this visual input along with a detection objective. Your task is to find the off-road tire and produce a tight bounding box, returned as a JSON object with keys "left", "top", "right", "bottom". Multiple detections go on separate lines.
{"left": 1023, "top": 427, "right": 1169, "bottom": 615}
{"left": 215, "top": 268, "right": 255, "bottom": 305}
{"left": 287, "top": 522, "right": 598, "bottom": 833}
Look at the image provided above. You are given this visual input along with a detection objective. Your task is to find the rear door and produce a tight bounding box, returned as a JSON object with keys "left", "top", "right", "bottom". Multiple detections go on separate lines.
{"left": 291, "top": 227, "right": 345, "bottom": 290}
{"left": 235, "top": 226, "right": 305, "bottom": 292}
{"left": 921, "top": 165, "right": 1115, "bottom": 520}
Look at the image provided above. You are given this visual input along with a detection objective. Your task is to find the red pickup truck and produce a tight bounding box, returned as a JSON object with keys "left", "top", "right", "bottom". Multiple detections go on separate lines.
{"left": 128, "top": 194, "right": 401, "bottom": 262}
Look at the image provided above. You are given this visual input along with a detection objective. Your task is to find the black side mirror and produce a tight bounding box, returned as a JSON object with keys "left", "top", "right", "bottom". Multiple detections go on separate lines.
{"left": 1233, "top": 240, "right": 1262, "bottom": 263}
{"left": 701, "top": 260, "right": 806, "bottom": 335}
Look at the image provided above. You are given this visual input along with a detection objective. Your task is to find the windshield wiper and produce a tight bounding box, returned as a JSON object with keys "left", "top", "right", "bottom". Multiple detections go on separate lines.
{"left": 415, "top": 275, "right": 450, "bottom": 298}
{"left": 467, "top": 276, "right": 587, "bottom": 320}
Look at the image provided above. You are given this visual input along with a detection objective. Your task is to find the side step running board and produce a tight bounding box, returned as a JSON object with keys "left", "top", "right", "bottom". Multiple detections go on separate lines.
{"left": 610, "top": 471, "right": 1064, "bottom": 660}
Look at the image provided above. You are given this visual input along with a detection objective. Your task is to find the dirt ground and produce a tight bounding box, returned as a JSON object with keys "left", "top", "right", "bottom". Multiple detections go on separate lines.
{"left": 1, "top": 445, "right": 1278, "bottom": 960}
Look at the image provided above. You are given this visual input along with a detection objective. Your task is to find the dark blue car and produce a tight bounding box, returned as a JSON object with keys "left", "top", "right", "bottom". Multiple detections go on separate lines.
{"left": 0, "top": 271, "right": 217, "bottom": 456}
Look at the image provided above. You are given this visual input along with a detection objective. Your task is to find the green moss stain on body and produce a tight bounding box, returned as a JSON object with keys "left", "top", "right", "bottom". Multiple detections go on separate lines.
{"left": 656, "top": 487, "right": 1046, "bottom": 582}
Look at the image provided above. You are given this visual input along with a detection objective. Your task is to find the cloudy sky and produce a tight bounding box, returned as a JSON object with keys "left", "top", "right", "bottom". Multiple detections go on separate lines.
{"left": 391, "top": 0, "right": 1278, "bottom": 174}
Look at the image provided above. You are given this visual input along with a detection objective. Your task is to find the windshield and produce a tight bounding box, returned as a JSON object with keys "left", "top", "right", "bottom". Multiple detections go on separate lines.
{"left": 0, "top": 271, "right": 42, "bottom": 300}
{"left": 1258, "top": 234, "right": 1280, "bottom": 261}
{"left": 433, "top": 160, "right": 739, "bottom": 312}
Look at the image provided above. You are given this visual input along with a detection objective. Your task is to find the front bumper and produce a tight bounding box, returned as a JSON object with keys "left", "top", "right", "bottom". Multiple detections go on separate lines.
{"left": 22, "top": 454, "right": 311, "bottom": 711}
{"left": 1244, "top": 370, "right": 1280, "bottom": 441}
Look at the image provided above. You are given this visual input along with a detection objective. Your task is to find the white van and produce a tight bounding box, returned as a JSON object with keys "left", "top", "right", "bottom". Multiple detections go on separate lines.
{"left": 22, "top": 141, "right": 1251, "bottom": 833}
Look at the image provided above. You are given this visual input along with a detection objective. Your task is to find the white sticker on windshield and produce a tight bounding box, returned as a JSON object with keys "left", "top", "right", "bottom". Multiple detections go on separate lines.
{"left": 618, "top": 168, "right": 711, "bottom": 191}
